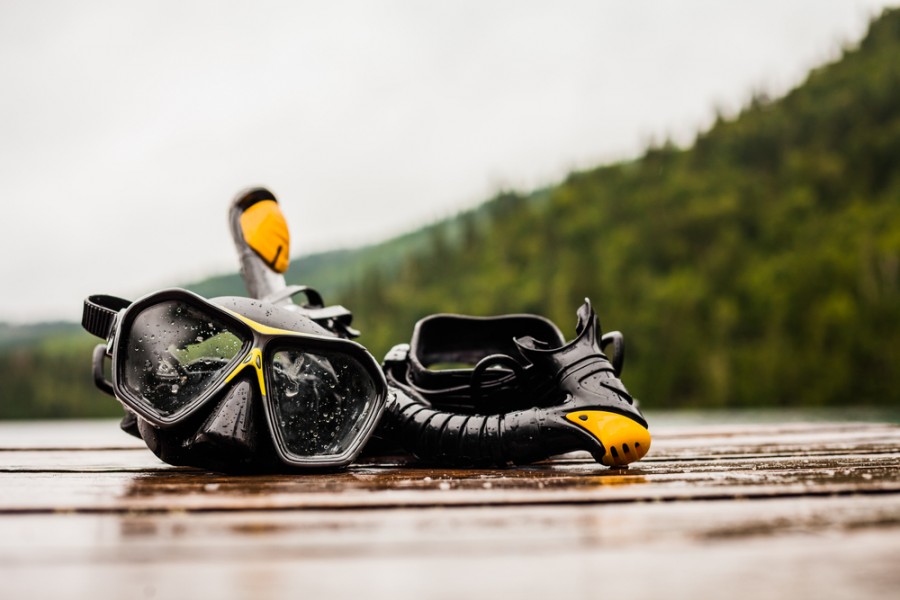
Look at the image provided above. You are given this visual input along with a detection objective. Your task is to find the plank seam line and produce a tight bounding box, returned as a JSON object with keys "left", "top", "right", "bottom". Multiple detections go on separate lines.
{"left": 1, "top": 487, "right": 899, "bottom": 516}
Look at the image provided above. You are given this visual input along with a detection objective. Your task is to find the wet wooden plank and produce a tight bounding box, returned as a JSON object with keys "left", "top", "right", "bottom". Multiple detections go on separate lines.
{"left": 0, "top": 453, "right": 898, "bottom": 513}
{"left": 0, "top": 503, "right": 898, "bottom": 599}
{"left": 0, "top": 422, "right": 897, "bottom": 513}
{"left": 0, "top": 420, "right": 897, "bottom": 599}
{"left": 0, "top": 449, "right": 168, "bottom": 472}
{"left": 645, "top": 422, "right": 900, "bottom": 458}
{"left": 0, "top": 420, "right": 144, "bottom": 450}
{"left": 2, "top": 494, "right": 899, "bottom": 559}
{"left": 2, "top": 530, "right": 897, "bottom": 600}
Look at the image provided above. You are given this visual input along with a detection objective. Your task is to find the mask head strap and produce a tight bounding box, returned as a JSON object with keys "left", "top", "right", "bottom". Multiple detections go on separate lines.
{"left": 82, "top": 295, "right": 131, "bottom": 340}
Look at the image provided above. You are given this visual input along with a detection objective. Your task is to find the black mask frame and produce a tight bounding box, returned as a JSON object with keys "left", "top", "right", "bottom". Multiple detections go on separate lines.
{"left": 85, "top": 288, "right": 388, "bottom": 470}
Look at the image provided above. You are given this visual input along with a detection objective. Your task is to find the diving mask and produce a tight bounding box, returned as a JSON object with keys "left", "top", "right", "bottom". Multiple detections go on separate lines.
{"left": 83, "top": 288, "right": 387, "bottom": 472}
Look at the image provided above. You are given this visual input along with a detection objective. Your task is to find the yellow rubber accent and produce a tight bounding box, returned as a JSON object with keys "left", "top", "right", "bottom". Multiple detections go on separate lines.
{"left": 219, "top": 314, "right": 340, "bottom": 395}
{"left": 240, "top": 200, "right": 290, "bottom": 273}
{"left": 565, "top": 410, "right": 651, "bottom": 467}
{"left": 230, "top": 312, "right": 298, "bottom": 337}
{"left": 224, "top": 347, "right": 267, "bottom": 396}
{"left": 227, "top": 311, "right": 338, "bottom": 340}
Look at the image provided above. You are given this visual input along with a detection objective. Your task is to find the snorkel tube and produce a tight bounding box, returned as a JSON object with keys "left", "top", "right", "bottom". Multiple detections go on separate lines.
{"left": 381, "top": 300, "right": 651, "bottom": 468}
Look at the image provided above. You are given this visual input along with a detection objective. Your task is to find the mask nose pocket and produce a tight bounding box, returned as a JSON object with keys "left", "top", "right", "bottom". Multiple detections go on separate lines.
{"left": 191, "top": 379, "right": 258, "bottom": 458}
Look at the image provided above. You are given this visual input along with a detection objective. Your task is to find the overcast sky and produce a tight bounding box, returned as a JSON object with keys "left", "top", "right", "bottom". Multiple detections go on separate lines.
{"left": 1, "top": 0, "right": 895, "bottom": 323}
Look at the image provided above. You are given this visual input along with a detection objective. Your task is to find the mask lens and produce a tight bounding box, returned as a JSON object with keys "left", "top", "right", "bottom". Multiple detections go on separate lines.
{"left": 269, "top": 347, "right": 378, "bottom": 457}
{"left": 122, "top": 301, "right": 246, "bottom": 418}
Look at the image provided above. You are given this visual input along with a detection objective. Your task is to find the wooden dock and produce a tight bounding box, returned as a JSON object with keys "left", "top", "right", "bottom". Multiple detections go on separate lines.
{"left": 1, "top": 418, "right": 898, "bottom": 599}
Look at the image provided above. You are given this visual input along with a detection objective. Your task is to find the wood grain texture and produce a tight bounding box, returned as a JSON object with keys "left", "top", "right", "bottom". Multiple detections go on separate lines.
{"left": 0, "top": 419, "right": 897, "bottom": 599}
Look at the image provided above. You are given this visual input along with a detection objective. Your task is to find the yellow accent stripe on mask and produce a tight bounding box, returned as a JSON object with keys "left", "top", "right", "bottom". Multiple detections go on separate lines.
{"left": 565, "top": 410, "right": 651, "bottom": 467}
{"left": 227, "top": 311, "right": 341, "bottom": 341}
{"left": 230, "top": 312, "right": 298, "bottom": 336}
{"left": 240, "top": 199, "right": 290, "bottom": 273}
{"left": 224, "top": 347, "right": 266, "bottom": 396}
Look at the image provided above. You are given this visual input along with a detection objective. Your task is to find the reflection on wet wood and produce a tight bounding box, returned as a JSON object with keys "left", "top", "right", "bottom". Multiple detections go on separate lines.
{"left": 0, "top": 420, "right": 897, "bottom": 599}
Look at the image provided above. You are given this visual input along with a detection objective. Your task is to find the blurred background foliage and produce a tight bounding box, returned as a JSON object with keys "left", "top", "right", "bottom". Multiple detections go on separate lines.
{"left": 2, "top": 9, "right": 898, "bottom": 418}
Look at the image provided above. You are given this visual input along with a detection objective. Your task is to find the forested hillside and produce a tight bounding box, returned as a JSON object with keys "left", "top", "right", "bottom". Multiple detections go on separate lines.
{"left": 2, "top": 9, "right": 897, "bottom": 417}
{"left": 339, "top": 9, "right": 900, "bottom": 408}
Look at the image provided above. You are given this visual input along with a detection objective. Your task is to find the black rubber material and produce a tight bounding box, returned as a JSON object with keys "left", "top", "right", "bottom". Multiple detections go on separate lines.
{"left": 235, "top": 187, "right": 277, "bottom": 210}
{"left": 82, "top": 295, "right": 132, "bottom": 339}
{"left": 82, "top": 287, "right": 388, "bottom": 473}
{"left": 379, "top": 299, "right": 646, "bottom": 466}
